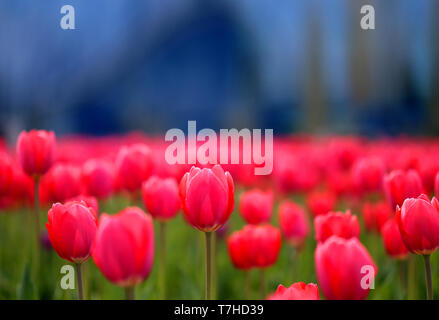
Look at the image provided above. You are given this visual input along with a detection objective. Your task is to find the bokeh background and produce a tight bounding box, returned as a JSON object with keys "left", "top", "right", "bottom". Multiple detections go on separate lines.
{"left": 0, "top": 0, "right": 438, "bottom": 141}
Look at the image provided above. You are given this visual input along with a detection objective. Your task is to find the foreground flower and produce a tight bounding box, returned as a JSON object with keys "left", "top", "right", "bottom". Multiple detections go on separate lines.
{"left": 66, "top": 195, "right": 99, "bottom": 218}
{"left": 381, "top": 219, "right": 408, "bottom": 260}
{"left": 315, "top": 236, "right": 377, "bottom": 300}
{"left": 267, "top": 282, "right": 319, "bottom": 300}
{"left": 92, "top": 207, "right": 155, "bottom": 299}
{"left": 384, "top": 169, "right": 424, "bottom": 209}
{"left": 395, "top": 194, "right": 439, "bottom": 299}
{"left": 46, "top": 200, "right": 97, "bottom": 299}
{"left": 179, "top": 165, "right": 234, "bottom": 300}
{"left": 278, "top": 200, "right": 309, "bottom": 249}
{"left": 314, "top": 210, "right": 360, "bottom": 243}
{"left": 239, "top": 189, "right": 273, "bottom": 225}
{"left": 16, "top": 130, "right": 55, "bottom": 177}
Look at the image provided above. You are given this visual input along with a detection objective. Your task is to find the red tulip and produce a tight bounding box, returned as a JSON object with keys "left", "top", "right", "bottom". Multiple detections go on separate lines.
{"left": 381, "top": 219, "right": 408, "bottom": 260}
{"left": 315, "top": 236, "right": 377, "bottom": 300}
{"left": 267, "top": 282, "right": 319, "bottom": 300}
{"left": 46, "top": 200, "right": 97, "bottom": 263}
{"left": 314, "top": 210, "right": 360, "bottom": 243}
{"left": 239, "top": 189, "right": 273, "bottom": 225}
{"left": 435, "top": 171, "right": 439, "bottom": 198}
{"left": 278, "top": 200, "right": 309, "bottom": 248}
{"left": 244, "top": 224, "right": 282, "bottom": 268}
{"left": 179, "top": 165, "right": 234, "bottom": 232}
{"left": 395, "top": 194, "right": 439, "bottom": 255}
{"left": 0, "top": 152, "right": 13, "bottom": 196}
{"left": 39, "top": 163, "right": 82, "bottom": 204}
{"left": 82, "top": 159, "right": 114, "bottom": 199}
{"left": 16, "top": 130, "right": 55, "bottom": 177}
{"left": 306, "top": 190, "right": 336, "bottom": 217}
{"left": 384, "top": 169, "right": 424, "bottom": 209}
{"left": 92, "top": 207, "right": 155, "bottom": 287}
{"left": 227, "top": 229, "right": 252, "bottom": 270}
{"left": 352, "top": 157, "right": 385, "bottom": 194}
{"left": 141, "top": 176, "right": 180, "bottom": 221}
{"left": 361, "top": 201, "right": 392, "bottom": 233}
{"left": 66, "top": 195, "right": 99, "bottom": 218}
{"left": 115, "top": 144, "right": 153, "bottom": 193}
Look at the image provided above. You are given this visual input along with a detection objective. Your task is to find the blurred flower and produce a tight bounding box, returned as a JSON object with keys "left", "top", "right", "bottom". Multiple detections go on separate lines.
{"left": 115, "top": 144, "right": 153, "bottom": 193}
{"left": 314, "top": 210, "right": 360, "bottom": 243}
{"left": 384, "top": 169, "right": 424, "bottom": 209}
{"left": 16, "top": 130, "right": 55, "bottom": 177}
{"left": 352, "top": 157, "right": 385, "bottom": 194}
{"left": 435, "top": 171, "right": 439, "bottom": 199}
{"left": 245, "top": 224, "right": 281, "bottom": 268}
{"left": 179, "top": 165, "right": 234, "bottom": 232}
{"left": 267, "top": 282, "right": 319, "bottom": 300}
{"left": 361, "top": 201, "right": 392, "bottom": 233}
{"left": 141, "top": 176, "right": 180, "bottom": 221}
{"left": 82, "top": 159, "right": 115, "bottom": 199}
{"left": 380, "top": 219, "right": 408, "bottom": 260}
{"left": 46, "top": 200, "right": 97, "bottom": 263}
{"left": 227, "top": 228, "right": 253, "bottom": 270}
{"left": 0, "top": 152, "right": 13, "bottom": 196}
{"left": 239, "top": 189, "right": 273, "bottom": 225}
{"left": 39, "top": 163, "right": 82, "bottom": 204}
{"left": 315, "top": 236, "right": 377, "bottom": 300}
{"left": 278, "top": 200, "right": 309, "bottom": 249}
{"left": 395, "top": 194, "right": 439, "bottom": 255}
{"left": 92, "top": 207, "right": 155, "bottom": 287}
{"left": 306, "top": 190, "right": 336, "bottom": 217}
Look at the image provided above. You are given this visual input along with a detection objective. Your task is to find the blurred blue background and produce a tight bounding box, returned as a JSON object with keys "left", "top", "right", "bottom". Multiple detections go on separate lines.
{"left": 0, "top": 0, "right": 438, "bottom": 139}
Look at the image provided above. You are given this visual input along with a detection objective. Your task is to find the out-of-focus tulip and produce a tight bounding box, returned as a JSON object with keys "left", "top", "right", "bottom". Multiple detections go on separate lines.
{"left": 16, "top": 130, "right": 55, "bottom": 177}
{"left": 352, "top": 157, "right": 385, "bottom": 194}
{"left": 435, "top": 171, "right": 439, "bottom": 198}
{"left": 267, "top": 282, "right": 319, "bottom": 300}
{"left": 92, "top": 207, "right": 155, "bottom": 287}
{"left": 142, "top": 176, "right": 180, "bottom": 221}
{"left": 39, "top": 163, "right": 82, "bottom": 204}
{"left": 306, "top": 190, "right": 336, "bottom": 217}
{"left": 381, "top": 219, "right": 408, "bottom": 260}
{"left": 361, "top": 201, "right": 392, "bottom": 233}
{"left": 315, "top": 236, "right": 377, "bottom": 300}
{"left": 314, "top": 210, "right": 360, "bottom": 243}
{"left": 46, "top": 201, "right": 97, "bottom": 263}
{"left": 384, "top": 169, "right": 424, "bottom": 209}
{"left": 66, "top": 195, "right": 99, "bottom": 218}
{"left": 0, "top": 153, "right": 13, "bottom": 196}
{"left": 239, "top": 189, "right": 273, "bottom": 225}
{"left": 82, "top": 159, "right": 114, "bottom": 199}
{"left": 115, "top": 144, "right": 153, "bottom": 193}
{"left": 245, "top": 224, "right": 282, "bottom": 268}
{"left": 179, "top": 165, "right": 234, "bottom": 232}
{"left": 278, "top": 200, "right": 309, "bottom": 248}
{"left": 227, "top": 229, "right": 252, "bottom": 270}
{"left": 395, "top": 194, "right": 439, "bottom": 255}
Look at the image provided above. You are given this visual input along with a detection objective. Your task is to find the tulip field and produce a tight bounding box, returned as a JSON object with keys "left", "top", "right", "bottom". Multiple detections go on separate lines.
{"left": 2, "top": 131, "right": 439, "bottom": 300}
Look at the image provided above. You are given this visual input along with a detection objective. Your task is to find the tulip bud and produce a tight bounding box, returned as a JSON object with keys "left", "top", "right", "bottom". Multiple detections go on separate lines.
{"left": 361, "top": 201, "right": 392, "bottom": 233}
{"left": 381, "top": 219, "right": 408, "bottom": 260}
{"left": 352, "top": 157, "right": 385, "bottom": 194}
{"left": 16, "top": 130, "right": 55, "bottom": 177}
{"left": 46, "top": 201, "right": 97, "bottom": 263}
{"left": 92, "top": 207, "right": 155, "bottom": 287}
{"left": 245, "top": 224, "right": 282, "bottom": 268}
{"left": 384, "top": 169, "right": 424, "bottom": 209}
{"left": 142, "top": 176, "right": 180, "bottom": 222}
{"left": 239, "top": 189, "right": 273, "bottom": 225}
{"left": 39, "top": 163, "right": 81, "bottom": 204}
{"left": 314, "top": 210, "right": 360, "bottom": 243}
{"left": 278, "top": 200, "right": 309, "bottom": 248}
{"left": 179, "top": 165, "right": 234, "bottom": 232}
{"left": 227, "top": 229, "right": 253, "bottom": 271}
{"left": 267, "top": 282, "right": 319, "bottom": 300}
{"left": 306, "top": 190, "right": 336, "bottom": 217}
{"left": 82, "top": 159, "right": 115, "bottom": 199}
{"left": 0, "top": 152, "right": 13, "bottom": 196}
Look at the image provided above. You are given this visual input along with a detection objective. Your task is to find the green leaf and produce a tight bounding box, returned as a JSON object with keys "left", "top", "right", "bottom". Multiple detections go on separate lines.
{"left": 17, "top": 264, "right": 36, "bottom": 300}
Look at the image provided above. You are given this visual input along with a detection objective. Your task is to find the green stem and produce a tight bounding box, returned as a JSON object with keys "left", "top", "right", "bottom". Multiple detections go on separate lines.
{"left": 397, "top": 260, "right": 406, "bottom": 297}
{"left": 75, "top": 263, "right": 84, "bottom": 300}
{"left": 205, "top": 232, "right": 212, "bottom": 300}
{"left": 244, "top": 271, "right": 250, "bottom": 300}
{"left": 125, "top": 286, "right": 135, "bottom": 300}
{"left": 260, "top": 269, "right": 266, "bottom": 299}
{"left": 159, "top": 222, "right": 166, "bottom": 299}
{"left": 290, "top": 247, "right": 297, "bottom": 282}
{"left": 213, "top": 232, "right": 218, "bottom": 299}
{"left": 408, "top": 254, "right": 416, "bottom": 300}
{"left": 423, "top": 255, "right": 433, "bottom": 300}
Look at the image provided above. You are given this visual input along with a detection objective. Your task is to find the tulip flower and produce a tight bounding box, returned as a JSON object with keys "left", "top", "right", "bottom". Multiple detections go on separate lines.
{"left": 142, "top": 176, "right": 180, "bottom": 299}
{"left": 180, "top": 165, "right": 234, "bottom": 299}
{"left": 267, "top": 282, "right": 319, "bottom": 300}
{"left": 384, "top": 169, "right": 424, "bottom": 209}
{"left": 92, "top": 207, "right": 155, "bottom": 299}
{"left": 39, "top": 163, "right": 82, "bottom": 204}
{"left": 314, "top": 210, "right": 360, "bottom": 243}
{"left": 435, "top": 171, "right": 439, "bottom": 198}
{"left": 66, "top": 195, "right": 99, "bottom": 218}
{"left": 315, "top": 236, "right": 377, "bottom": 300}
{"left": 352, "top": 157, "right": 385, "bottom": 195}
{"left": 278, "top": 200, "right": 309, "bottom": 249}
{"left": 115, "top": 144, "right": 153, "bottom": 195}
{"left": 306, "top": 190, "right": 336, "bottom": 217}
{"left": 0, "top": 152, "right": 13, "bottom": 196}
{"left": 46, "top": 200, "right": 97, "bottom": 299}
{"left": 16, "top": 130, "right": 56, "bottom": 248}
{"left": 82, "top": 159, "right": 115, "bottom": 199}
{"left": 381, "top": 219, "right": 408, "bottom": 260}
{"left": 395, "top": 194, "right": 439, "bottom": 299}
{"left": 361, "top": 201, "right": 392, "bottom": 233}
{"left": 239, "top": 189, "right": 273, "bottom": 224}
